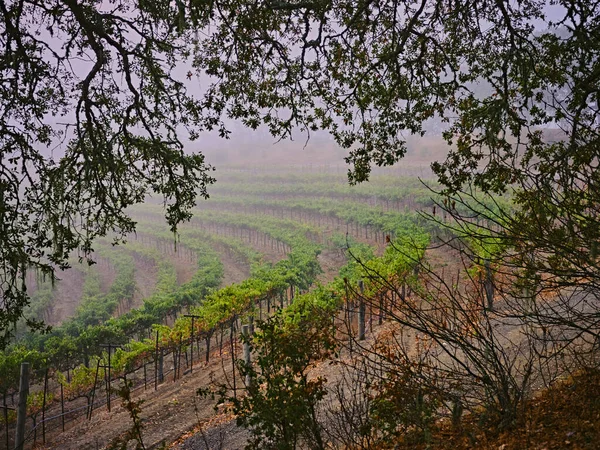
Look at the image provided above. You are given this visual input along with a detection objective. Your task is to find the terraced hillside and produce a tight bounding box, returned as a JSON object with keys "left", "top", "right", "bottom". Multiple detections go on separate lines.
{"left": 2, "top": 167, "right": 439, "bottom": 450}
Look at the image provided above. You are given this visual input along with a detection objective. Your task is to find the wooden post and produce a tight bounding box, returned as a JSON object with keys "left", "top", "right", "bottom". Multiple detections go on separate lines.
{"left": 173, "top": 348, "right": 178, "bottom": 382}
{"left": 184, "top": 314, "right": 202, "bottom": 374}
{"left": 179, "top": 335, "right": 184, "bottom": 378}
{"left": 42, "top": 367, "right": 48, "bottom": 444}
{"left": 219, "top": 325, "right": 224, "bottom": 356}
{"left": 60, "top": 383, "right": 65, "bottom": 432}
{"left": 189, "top": 317, "right": 194, "bottom": 373}
{"left": 205, "top": 331, "right": 212, "bottom": 363}
{"left": 3, "top": 402, "right": 14, "bottom": 450}
{"left": 155, "top": 331, "right": 159, "bottom": 391}
{"left": 158, "top": 350, "right": 164, "bottom": 383}
{"left": 15, "top": 362, "right": 29, "bottom": 450}
{"left": 242, "top": 325, "right": 251, "bottom": 388}
{"left": 343, "top": 279, "right": 353, "bottom": 354}
{"left": 100, "top": 344, "right": 120, "bottom": 412}
{"left": 230, "top": 318, "right": 237, "bottom": 399}
{"left": 259, "top": 298, "right": 263, "bottom": 321}
{"left": 88, "top": 359, "right": 101, "bottom": 420}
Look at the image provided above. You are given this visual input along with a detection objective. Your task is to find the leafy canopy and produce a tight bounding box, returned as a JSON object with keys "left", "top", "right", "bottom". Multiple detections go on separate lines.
{"left": 3, "top": 0, "right": 599, "bottom": 345}
{"left": 188, "top": 0, "right": 600, "bottom": 293}
{"left": 1, "top": 0, "right": 217, "bottom": 346}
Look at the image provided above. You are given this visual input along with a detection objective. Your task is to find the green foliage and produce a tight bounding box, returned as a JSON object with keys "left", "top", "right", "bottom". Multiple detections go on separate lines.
{"left": 11, "top": 229, "right": 224, "bottom": 369}
{"left": 74, "top": 245, "right": 136, "bottom": 328}
{"left": 0, "top": 0, "right": 219, "bottom": 347}
{"left": 0, "top": 193, "right": 330, "bottom": 392}
{"left": 0, "top": 347, "right": 42, "bottom": 395}
{"left": 63, "top": 363, "right": 102, "bottom": 402}
{"left": 332, "top": 228, "right": 429, "bottom": 299}
{"left": 188, "top": 0, "right": 600, "bottom": 347}
{"left": 215, "top": 306, "right": 337, "bottom": 450}
{"left": 111, "top": 340, "right": 154, "bottom": 375}
{"left": 27, "top": 390, "right": 54, "bottom": 419}
{"left": 210, "top": 172, "right": 441, "bottom": 207}
{"left": 202, "top": 193, "right": 436, "bottom": 239}
{"left": 22, "top": 275, "right": 57, "bottom": 323}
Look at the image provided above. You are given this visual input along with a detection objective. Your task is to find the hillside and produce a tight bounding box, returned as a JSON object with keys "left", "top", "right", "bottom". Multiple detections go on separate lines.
{"left": 1, "top": 164, "right": 598, "bottom": 450}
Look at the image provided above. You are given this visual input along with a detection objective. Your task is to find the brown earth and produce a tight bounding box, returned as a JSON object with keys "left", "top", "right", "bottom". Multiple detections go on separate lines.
{"left": 43, "top": 258, "right": 116, "bottom": 327}
{"left": 46, "top": 267, "right": 87, "bottom": 326}
{"left": 390, "top": 368, "right": 600, "bottom": 450}
{"left": 130, "top": 252, "right": 159, "bottom": 311}
{"left": 36, "top": 197, "right": 403, "bottom": 450}
{"left": 41, "top": 238, "right": 352, "bottom": 450}
{"left": 131, "top": 234, "right": 199, "bottom": 287}
{"left": 46, "top": 340, "right": 242, "bottom": 450}
{"left": 317, "top": 248, "right": 347, "bottom": 285}
{"left": 212, "top": 244, "right": 251, "bottom": 288}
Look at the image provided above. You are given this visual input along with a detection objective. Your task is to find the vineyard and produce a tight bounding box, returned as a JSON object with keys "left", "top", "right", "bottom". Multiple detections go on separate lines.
{"left": 0, "top": 167, "right": 438, "bottom": 449}
{"left": 2, "top": 165, "right": 594, "bottom": 450}
{"left": 4, "top": 1, "right": 599, "bottom": 449}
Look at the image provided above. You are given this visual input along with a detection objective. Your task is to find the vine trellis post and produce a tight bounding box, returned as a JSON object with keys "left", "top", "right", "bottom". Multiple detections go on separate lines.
{"left": 154, "top": 331, "right": 159, "bottom": 391}
{"left": 99, "top": 344, "right": 121, "bottom": 412}
{"left": 14, "top": 362, "right": 29, "bottom": 450}
{"left": 242, "top": 325, "right": 252, "bottom": 388}
{"left": 230, "top": 317, "right": 237, "bottom": 399}
{"left": 1, "top": 403, "right": 14, "bottom": 450}
{"left": 88, "top": 359, "right": 101, "bottom": 420}
{"left": 183, "top": 314, "right": 202, "bottom": 374}
{"left": 42, "top": 367, "right": 48, "bottom": 444}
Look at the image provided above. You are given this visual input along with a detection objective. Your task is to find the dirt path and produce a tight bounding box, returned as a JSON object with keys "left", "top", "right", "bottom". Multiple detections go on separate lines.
{"left": 132, "top": 233, "right": 199, "bottom": 287}
{"left": 45, "top": 258, "right": 116, "bottom": 326}
{"left": 46, "top": 267, "right": 86, "bottom": 326}
{"left": 424, "top": 243, "right": 466, "bottom": 285}
{"left": 171, "top": 248, "right": 199, "bottom": 286}
{"left": 96, "top": 256, "right": 117, "bottom": 295}
{"left": 130, "top": 252, "right": 159, "bottom": 311}
{"left": 317, "top": 249, "right": 347, "bottom": 285}
{"left": 212, "top": 244, "right": 251, "bottom": 288}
